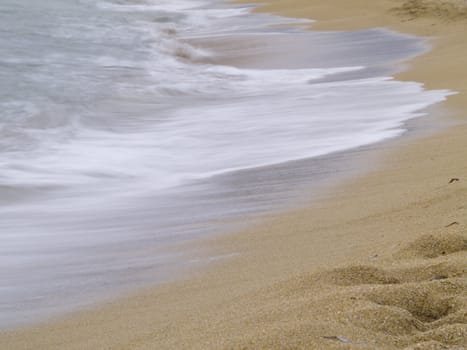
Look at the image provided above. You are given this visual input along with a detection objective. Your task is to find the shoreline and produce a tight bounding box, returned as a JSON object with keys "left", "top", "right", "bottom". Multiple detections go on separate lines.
{"left": 240, "top": 0, "right": 467, "bottom": 109}
{"left": 2, "top": 0, "right": 466, "bottom": 348}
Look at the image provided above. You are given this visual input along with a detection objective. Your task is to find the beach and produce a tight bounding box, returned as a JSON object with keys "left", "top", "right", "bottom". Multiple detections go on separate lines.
{"left": 1, "top": 0, "right": 466, "bottom": 349}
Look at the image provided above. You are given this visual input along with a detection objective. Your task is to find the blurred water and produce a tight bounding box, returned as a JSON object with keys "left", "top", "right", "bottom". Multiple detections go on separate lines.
{"left": 0, "top": 0, "right": 451, "bottom": 328}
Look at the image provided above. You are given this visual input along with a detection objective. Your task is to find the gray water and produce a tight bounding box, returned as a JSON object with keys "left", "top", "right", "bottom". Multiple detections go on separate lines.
{"left": 0, "top": 0, "right": 451, "bottom": 328}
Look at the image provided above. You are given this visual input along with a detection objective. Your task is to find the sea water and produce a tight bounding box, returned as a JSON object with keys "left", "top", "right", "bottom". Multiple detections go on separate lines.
{"left": 0, "top": 0, "right": 451, "bottom": 328}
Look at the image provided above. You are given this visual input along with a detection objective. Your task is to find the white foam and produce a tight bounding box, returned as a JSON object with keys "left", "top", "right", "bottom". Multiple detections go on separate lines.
{"left": 0, "top": 67, "right": 451, "bottom": 196}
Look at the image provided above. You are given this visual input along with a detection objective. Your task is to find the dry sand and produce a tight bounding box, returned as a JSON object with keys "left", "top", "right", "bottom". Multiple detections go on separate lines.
{"left": 2, "top": 1, "right": 466, "bottom": 349}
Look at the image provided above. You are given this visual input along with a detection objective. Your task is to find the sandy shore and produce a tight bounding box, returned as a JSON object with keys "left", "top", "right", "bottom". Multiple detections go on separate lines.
{"left": 2, "top": 1, "right": 466, "bottom": 349}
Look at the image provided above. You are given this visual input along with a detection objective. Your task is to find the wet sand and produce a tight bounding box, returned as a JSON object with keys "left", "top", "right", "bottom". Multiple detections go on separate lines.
{"left": 2, "top": 0, "right": 466, "bottom": 349}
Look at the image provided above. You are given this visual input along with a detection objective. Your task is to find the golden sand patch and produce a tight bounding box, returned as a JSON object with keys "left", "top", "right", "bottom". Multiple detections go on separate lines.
{"left": 392, "top": 0, "right": 467, "bottom": 22}
{"left": 234, "top": 231, "right": 467, "bottom": 349}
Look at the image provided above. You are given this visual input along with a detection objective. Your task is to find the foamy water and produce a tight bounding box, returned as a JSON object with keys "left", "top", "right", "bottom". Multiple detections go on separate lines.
{"left": 0, "top": 0, "right": 452, "bottom": 328}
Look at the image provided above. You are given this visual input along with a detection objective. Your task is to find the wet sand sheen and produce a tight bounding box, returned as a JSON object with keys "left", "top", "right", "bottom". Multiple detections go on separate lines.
{"left": 2, "top": 0, "right": 467, "bottom": 349}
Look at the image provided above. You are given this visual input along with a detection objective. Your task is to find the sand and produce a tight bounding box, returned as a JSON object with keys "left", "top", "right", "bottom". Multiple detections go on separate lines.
{"left": 2, "top": 1, "right": 466, "bottom": 349}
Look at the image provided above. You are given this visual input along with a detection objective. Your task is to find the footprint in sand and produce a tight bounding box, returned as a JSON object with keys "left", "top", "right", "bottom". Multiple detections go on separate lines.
{"left": 321, "top": 232, "right": 467, "bottom": 349}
